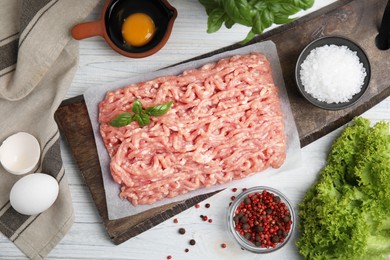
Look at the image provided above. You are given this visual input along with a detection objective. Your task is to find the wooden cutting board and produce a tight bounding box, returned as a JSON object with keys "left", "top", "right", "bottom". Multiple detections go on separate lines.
{"left": 55, "top": 0, "right": 390, "bottom": 245}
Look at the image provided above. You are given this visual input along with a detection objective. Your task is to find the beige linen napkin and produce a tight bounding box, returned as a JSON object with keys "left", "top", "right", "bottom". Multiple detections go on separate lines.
{"left": 0, "top": 0, "right": 99, "bottom": 259}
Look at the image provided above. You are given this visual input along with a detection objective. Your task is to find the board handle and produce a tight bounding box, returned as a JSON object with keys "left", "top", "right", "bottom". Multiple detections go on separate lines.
{"left": 376, "top": 0, "right": 390, "bottom": 50}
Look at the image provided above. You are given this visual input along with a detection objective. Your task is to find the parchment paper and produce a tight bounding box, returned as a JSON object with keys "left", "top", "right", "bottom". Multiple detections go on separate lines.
{"left": 84, "top": 41, "right": 301, "bottom": 220}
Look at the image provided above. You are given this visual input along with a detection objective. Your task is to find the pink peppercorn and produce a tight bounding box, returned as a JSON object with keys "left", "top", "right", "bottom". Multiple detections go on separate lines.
{"left": 232, "top": 190, "right": 292, "bottom": 249}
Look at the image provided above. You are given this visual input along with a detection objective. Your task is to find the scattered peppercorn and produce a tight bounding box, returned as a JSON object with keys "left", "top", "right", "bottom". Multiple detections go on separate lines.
{"left": 202, "top": 215, "right": 208, "bottom": 221}
{"left": 189, "top": 239, "right": 196, "bottom": 246}
{"left": 184, "top": 248, "right": 189, "bottom": 253}
{"left": 167, "top": 255, "right": 172, "bottom": 259}
{"left": 205, "top": 203, "right": 210, "bottom": 208}
{"left": 232, "top": 188, "right": 237, "bottom": 192}
{"left": 231, "top": 196, "right": 236, "bottom": 201}
{"left": 178, "top": 228, "right": 186, "bottom": 235}
{"left": 208, "top": 219, "right": 213, "bottom": 223}
{"left": 221, "top": 243, "right": 227, "bottom": 248}
{"left": 173, "top": 218, "right": 178, "bottom": 224}
{"left": 195, "top": 204, "right": 200, "bottom": 208}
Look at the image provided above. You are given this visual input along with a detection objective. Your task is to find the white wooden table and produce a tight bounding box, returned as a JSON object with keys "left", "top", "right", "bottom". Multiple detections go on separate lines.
{"left": 1, "top": 0, "right": 389, "bottom": 259}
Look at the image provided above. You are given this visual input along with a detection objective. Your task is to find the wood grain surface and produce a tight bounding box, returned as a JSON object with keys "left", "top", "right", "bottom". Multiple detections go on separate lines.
{"left": 54, "top": 0, "right": 390, "bottom": 245}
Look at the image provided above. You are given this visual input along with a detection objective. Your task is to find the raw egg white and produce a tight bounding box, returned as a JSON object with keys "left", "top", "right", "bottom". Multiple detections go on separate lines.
{"left": 122, "top": 13, "right": 155, "bottom": 47}
{"left": 10, "top": 173, "right": 59, "bottom": 215}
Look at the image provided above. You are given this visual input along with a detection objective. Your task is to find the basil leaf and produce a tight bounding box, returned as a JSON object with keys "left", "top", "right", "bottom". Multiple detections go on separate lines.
{"left": 135, "top": 114, "right": 150, "bottom": 127}
{"left": 199, "top": 0, "right": 315, "bottom": 43}
{"left": 278, "top": 3, "right": 302, "bottom": 15}
{"left": 252, "top": 13, "right": 264, "bottom": 34}
{"left": 304, "top": 0, "right": 315, "bottom": 9}
{"left": 199, "top": 0, "right": 222, "bottom": 10}
{"left": 241, "top": 29, "right": 256, "bottom": 45}
{"left": 274, "top": 15, "right": 295, "bottom": 25}
{"left": 261, "top": 8, "right": 274, "bottom": 29}
{"left": 145, "top": 101, "right": 173, "bottom": 117}
{"left": 132, "top": 99, "right": 143, "bottom": 115}
{"left": 223, "top": 0, "right": 252, "bottom": 27}
{"left": 293, "top": 0, "right": 314, "bottom": 9}
{"left": 224, "top": 17, "right": 235, "bottom": 29}
{"left": 253, "top": 1, "right": 267, "bottom": 11}
{"left": 109, "top": 113, "right": 135, "bottom": 127}
{"left": 207, "top": 8, "right": 226, "bottom": 33}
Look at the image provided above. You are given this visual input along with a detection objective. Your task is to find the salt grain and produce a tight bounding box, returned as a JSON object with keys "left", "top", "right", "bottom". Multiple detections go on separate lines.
{"left": 300, "top": 44, "right": 366, "bottom": 104}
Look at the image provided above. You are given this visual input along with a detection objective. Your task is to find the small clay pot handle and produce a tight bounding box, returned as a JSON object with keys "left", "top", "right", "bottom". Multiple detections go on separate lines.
{"left": 71, "top": 20, "right": 104, "bottom": 40}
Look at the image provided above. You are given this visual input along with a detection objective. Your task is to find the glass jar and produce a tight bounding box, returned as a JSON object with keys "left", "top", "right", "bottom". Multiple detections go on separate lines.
{"left": 227, "top": 186, "right": 295, "bottom": 253}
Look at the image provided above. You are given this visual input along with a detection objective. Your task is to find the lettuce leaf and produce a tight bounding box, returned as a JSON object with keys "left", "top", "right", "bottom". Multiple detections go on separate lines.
{"left": 297, "top": 117, "right": 390, "bottom": 259}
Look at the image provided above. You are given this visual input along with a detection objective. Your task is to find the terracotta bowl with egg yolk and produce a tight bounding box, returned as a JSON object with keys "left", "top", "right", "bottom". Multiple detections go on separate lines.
{"left": 71, "top": 0, "right": 177, "bottom": 58}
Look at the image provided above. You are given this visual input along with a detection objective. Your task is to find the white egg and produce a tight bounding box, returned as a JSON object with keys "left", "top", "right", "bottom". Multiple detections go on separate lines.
{"left": 0, "top": 132, "right": 40, "bottom": 175}
{"left": 10, "top": 173, "right": 59, "bottom": 215}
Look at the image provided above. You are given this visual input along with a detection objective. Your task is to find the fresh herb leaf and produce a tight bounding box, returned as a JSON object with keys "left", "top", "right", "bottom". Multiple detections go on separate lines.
{"left": 224, "top": 17, "right": 235, "bottom": 29}
{"left": 252, "top": 12, "right": 265, "bottom": 34}
{"left": 109, "top": 100, "right": 173, "bottom": 128}
{"left": 274, "top": 15, "right": 295, "bottom": 25}
{"left": 261, "top": 8, "right": 274, "bottom": 29}
{"left": 199, "top": 0, "right": 315, "bottom": 43}
{"left": 132, "top": 99, "right": 143, "bottom": 114}
{"left": 109, "top": 113, "right": 135, "bottom": 127}
{"left": 198, "top": 0, "right": 221, "bottom": 10}
{"left": 223, "top": 0, "right": 252, "bottom": 27}
{"left": 241, "top": 30, "right": 256, "bottom": 45}
{"left": 253, "top": 1, "right": 267, "bottom": 11}
{"left": 145, "top": 101, "right": 173, "bottom": 116}
{"left": 135, "top": 114, "right": 150, "bottom": 127}
{"left": 207, "top": 8, "right": 226, "bottom": 33}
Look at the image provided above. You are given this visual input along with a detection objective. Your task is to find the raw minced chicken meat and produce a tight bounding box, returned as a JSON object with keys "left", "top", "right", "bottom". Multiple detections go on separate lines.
{"left": 99, "top": 53, "right": 286, "bottom": 206}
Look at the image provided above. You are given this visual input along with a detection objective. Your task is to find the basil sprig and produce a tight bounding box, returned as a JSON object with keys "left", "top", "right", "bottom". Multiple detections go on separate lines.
{"left": 199, "top": 0, "right": 314, "bottom": 44}
{"left": 109, "top": 100, "right": 173, "bottom": 128}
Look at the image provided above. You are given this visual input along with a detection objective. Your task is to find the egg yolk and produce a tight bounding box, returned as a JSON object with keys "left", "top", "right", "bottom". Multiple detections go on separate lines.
{"left": 122, "top": 13, "right": 155, "bottom": 47}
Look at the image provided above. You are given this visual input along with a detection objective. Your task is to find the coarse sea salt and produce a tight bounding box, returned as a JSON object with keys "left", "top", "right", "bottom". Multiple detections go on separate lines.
{"left": 300, "top": 44, "right": 367, "bottom": 104}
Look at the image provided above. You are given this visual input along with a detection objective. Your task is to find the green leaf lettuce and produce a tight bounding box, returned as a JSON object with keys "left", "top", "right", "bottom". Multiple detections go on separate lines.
{"left": 297, "top": 117, "right": 390, "bottom": 259}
